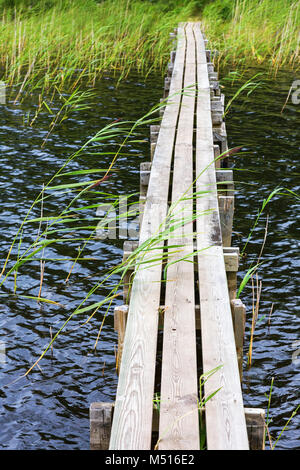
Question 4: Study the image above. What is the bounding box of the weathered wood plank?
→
[158,23,199,450]
[193,22,249,450]
[109,25,186,450]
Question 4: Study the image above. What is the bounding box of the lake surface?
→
[0,66,299,450]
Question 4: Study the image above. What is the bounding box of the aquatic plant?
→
[236,185,299,366]
[200,0,300,73]
[1,0,298,101]
[264,377,300,449]
[0,0,195,98]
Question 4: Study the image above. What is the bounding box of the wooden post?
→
[114,304,129,371]
[171,50,176,64]
[213,122,228,158]
[211,96,223,127]
[150,142,156,160]
[214,144,221,169]
[168,62,174,77]
[150,125,160,160]
[140,161,151,195]
[209,71,218,82]
[164,76,171,98]
[140,161,151,226]
[212,111,223,127]
[245,408,266,450]
[150,124,160,139]
[231,298,246,380]
[223,246,239,300]
[216,169,234,195]
[220,122,229,164]
[90,402,114,450]
[220,93,225,114]
[139,195,146,229]
[122,240,138,303]
[207,62,214,73]
[209,71,221,98]
[218,195,234,247]
[123,240,139,258]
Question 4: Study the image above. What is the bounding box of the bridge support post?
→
[245,408,266,450]
[218,195,234,247]
[90,402,114,450]
[164,76,171,98]
[223,246,239,298]
[122,240,138,303]
[140,161,151,226]
[150,125,160,160]
[214,144,221,168]
[114,304,129,371]
[231,298,246,380]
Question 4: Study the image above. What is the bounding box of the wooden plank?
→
[109,25,186,450]
[158,23,199,450]
[193,22,249,450]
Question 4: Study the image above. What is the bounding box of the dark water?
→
[0,67,299,450]
[224,66,300,450]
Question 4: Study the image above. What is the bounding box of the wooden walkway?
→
[90,22,265,451]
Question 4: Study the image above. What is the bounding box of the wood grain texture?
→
[109,25,186,450]
[193,22,249,450]
[110,21,249,451]
[158,23,199,450]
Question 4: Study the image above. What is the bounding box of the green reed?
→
[0,0,195,98]
[264,377,299,449]
[2,94,298,378]
[200,0,300,73]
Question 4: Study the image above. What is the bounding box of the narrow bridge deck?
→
[90,22,265,451]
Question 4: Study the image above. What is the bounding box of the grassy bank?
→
[0,0,194,95]
[0,0,299,98]
[199,0,299,73]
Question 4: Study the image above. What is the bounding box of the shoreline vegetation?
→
[0,0,299,99]
[200,0,299,74]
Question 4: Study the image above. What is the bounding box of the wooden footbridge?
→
[90,23,265,451]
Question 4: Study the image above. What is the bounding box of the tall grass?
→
[0,0,195,96]
[200,0,300,73]
[1,0,298,98]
